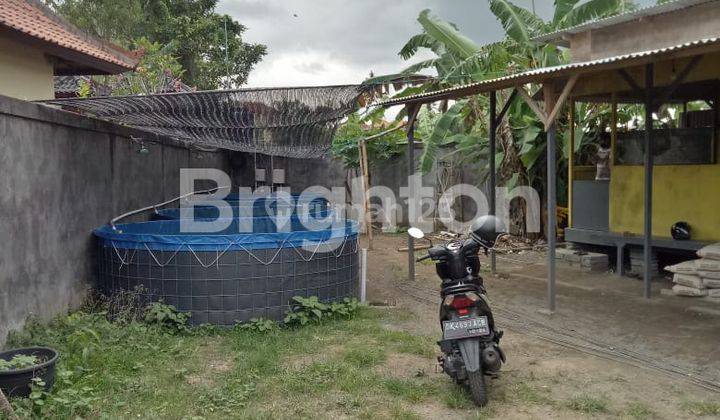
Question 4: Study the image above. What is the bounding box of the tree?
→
[331,110,404,169]
[366,1,637,235]
[48,0,266,90]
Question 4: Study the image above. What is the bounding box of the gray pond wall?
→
[0,95,231,344]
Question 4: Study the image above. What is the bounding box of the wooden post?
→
[568,99,574,229]
[0,388,17,420]
[357,137,367,234]
[406,104,419,282]
[359,138,373,249]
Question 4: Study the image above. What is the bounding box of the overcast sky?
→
[217,0,656,88]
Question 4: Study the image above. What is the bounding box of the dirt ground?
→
[363,233,720,419]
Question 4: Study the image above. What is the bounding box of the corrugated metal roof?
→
[533,0,714,45]
[377,36,720,107]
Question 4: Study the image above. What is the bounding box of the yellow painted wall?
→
[609,156,720,241]
[0,36,54,101]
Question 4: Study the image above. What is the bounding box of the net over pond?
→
[94,217,359,325]
[153,195,331,220]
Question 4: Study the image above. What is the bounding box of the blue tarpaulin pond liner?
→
[94,217,359,325]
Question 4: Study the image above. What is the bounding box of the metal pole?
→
[489,91,497,274]
[544,83,558,313]
[643,63,655,299]
[407,105,417,282]
[223,16,231,89]
[547,122,557,312]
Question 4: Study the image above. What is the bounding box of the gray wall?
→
[0,95,230,344]
[229,144,491,229]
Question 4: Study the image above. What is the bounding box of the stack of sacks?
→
[665,243,720,298]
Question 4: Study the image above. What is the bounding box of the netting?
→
[40,85,363,158]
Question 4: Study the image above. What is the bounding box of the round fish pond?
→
[94,217,358,325]
[152,195,330,220]
[151,202,330,220]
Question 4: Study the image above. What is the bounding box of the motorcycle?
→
[408,216,506,407]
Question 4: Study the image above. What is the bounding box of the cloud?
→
[245,49,367,87]
[218,0,654,88]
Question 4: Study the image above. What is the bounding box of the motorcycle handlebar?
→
[416,254,431,262]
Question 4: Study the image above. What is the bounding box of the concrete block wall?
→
[0,95,231,344]
[231,145,491,229]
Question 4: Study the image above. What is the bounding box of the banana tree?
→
[389,2,636,183]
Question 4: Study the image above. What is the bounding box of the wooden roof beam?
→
[516,74,579,129]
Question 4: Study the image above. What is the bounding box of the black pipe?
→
[489,91,497,273]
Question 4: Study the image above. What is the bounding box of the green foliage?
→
[419,100,472,172]
[236,318,278,333]
[489,0,546,45]
[331,112,404,168]
[284,296,360,327]
[3,300,420,418]
[107,37,185,95]
[372,1,641,219]
[0,354,40,371]
[76,80,93,98]
[143,302,191,333]
[566,394,610,414]
[197,382,256,413]
[682,400,720,416]
[48,0,266,90]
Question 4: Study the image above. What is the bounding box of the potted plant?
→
[0,347,59,398]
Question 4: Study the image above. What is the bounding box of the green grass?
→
[624,401,655,419]
[566,393,610,414]
[682,400,720,417]
[3,307,447,419]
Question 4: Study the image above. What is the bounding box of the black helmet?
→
[470,215,506,244]
[671,221,691,240]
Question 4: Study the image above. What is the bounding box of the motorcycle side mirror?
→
[407,227,425,239]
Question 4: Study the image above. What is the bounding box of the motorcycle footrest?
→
[437,339,454,353]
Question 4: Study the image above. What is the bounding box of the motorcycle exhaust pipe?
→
[482,346,502,373]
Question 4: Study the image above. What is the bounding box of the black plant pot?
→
[0,347,59,397]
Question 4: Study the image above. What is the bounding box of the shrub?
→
[143,302,191,333]
[236,318,278,333]
[284,296,360,327]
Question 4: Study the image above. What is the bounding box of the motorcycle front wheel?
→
[467,369,488,406]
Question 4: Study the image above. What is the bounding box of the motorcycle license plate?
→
[442,316,489,340]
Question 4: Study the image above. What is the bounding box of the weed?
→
[389,406,421,419]
[236,318,278,333]
[342,345,386,368]
[566,394,610,414]
[84,286,149,323]
[511,382,553,405]
[144,302,191,333]
[682,400,720,416]
[4,305,432,418]
[197,382,255,414]
[625,401,655,419]
[0,354,39,371]
[443,386,474,409]
[284,296,360,327]
[382,378,436,403]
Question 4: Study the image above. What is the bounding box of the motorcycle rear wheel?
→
[467,370,488,406]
